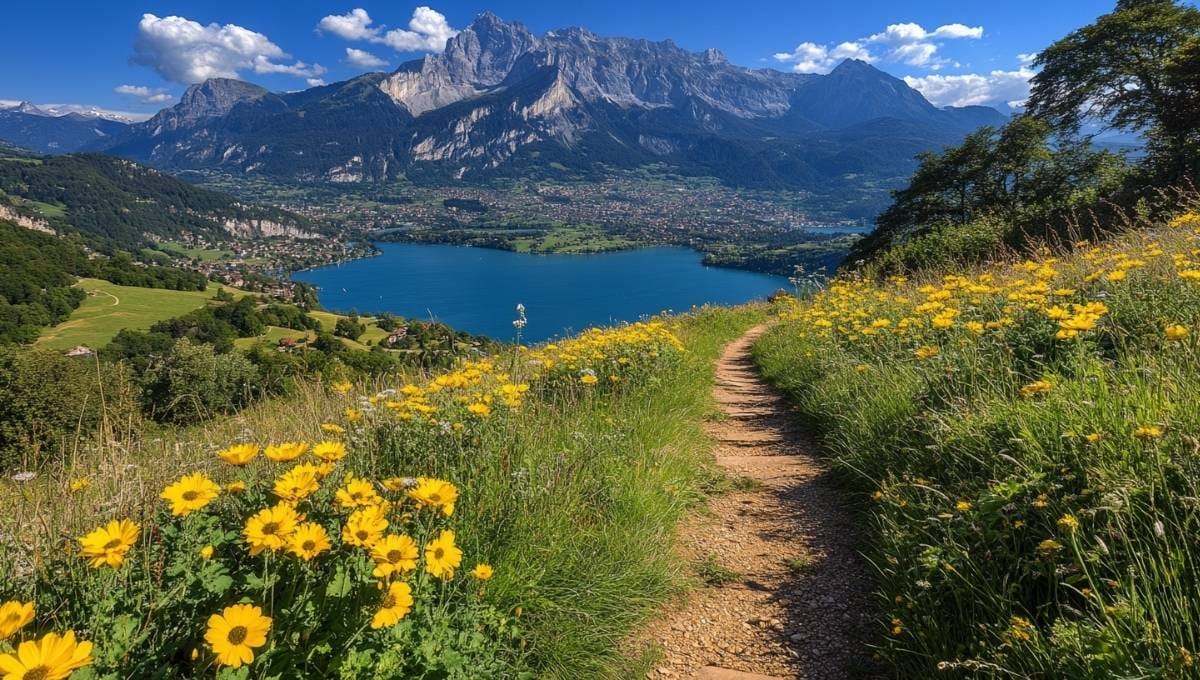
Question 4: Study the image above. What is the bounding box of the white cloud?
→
[133,13,325,84]
[114,84,174,104]
[306,78,327,87]
[345,47,387,69]
[317,7,458,54]
[776,20,983,73]
[318,8,377,41]
[1017,52,1038,65]
[903,67,1035,108]
[773,41,873,74]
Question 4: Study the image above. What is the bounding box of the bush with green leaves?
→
[141,338,261,424]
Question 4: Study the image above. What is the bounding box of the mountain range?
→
[93,13,1005,192]
[0,102,129,154]
[1,13,1007,196]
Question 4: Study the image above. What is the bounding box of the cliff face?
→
[0,204,56,235]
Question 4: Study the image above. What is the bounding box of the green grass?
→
[36,278,243,350]
[154,240,233,262]
[784,555,815,576]
[308,310,389,348]
[695,554,742,586]
[231,325,314,350]
[38,280,394,354]
[7,304,767,677]
[25,199,65,218]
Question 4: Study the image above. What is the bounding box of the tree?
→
[1159,36,1200,174]
[1028,0,1200,177]
[334,316,365,341]
[140,338,260,424]
[849,116,1125,269]
[0,348,138,470]
[375,313,400,332]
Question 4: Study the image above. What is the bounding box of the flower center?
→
[302,540,316,551]
[382,595,396,608]
[433,548,445,559]
[356,530,369,540]
[182,490,199,501]
[103,538,123,550]
[261,522,280,536]
[227,625,248,646]
[23,666,50,680]
[387,550,404,562]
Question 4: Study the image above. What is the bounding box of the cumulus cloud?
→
[772,42,874,74]
[345,47,387,69]
[317,8,377,41]
[114,84,174,104]
[903,67,1035,109]
[133,13,325,84]
[775,21,983,73]
[317,7,458,53]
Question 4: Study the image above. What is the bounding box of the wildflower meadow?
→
[0,314,761,679]
[755,210,1200,676]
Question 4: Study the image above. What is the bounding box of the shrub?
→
[141,338,261,424]
[0,348,138,472]
[334,316,365,341]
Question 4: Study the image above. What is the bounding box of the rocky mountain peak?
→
[703,48,728,65]
[13,101,47,116]
[829,58,877,75]
[179,79,270,118]
[442,12,540,86]
[136,78,271,136]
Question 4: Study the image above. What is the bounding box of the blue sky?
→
[0,1,1125,120]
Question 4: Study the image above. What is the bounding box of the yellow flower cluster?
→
[780,220,1200,355]
[327,321,683,432]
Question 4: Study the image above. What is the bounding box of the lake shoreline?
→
[370,226,862,278]
[292,242,790,342]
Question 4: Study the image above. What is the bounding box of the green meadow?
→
[36,279,242,350]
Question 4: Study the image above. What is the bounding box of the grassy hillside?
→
[36,278,243,350]
[38,281,397,353]
[0,305,766,678]
[753,210,1200,676]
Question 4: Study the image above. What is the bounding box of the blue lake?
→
[293,243,789,342]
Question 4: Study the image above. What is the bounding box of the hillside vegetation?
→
[749,3,1200,675]
[757,206,1200,675]
[0,307,765,678]
[849,0,1200,276]
[0,153,318,250]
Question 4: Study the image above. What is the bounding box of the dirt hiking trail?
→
[640,324,876,680]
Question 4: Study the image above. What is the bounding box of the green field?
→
[231,325,314,350]
[38,279,390,353]
[309,310,389,348]
[36,279,241,351]
[230,312,389,351]
[153,241,233,262]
